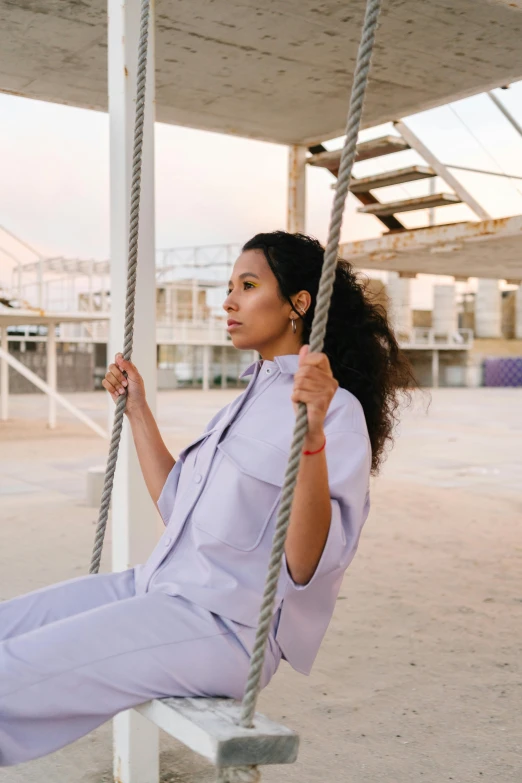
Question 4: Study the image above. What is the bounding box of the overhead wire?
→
[448,103,522,204]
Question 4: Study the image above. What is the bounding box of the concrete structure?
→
[475,279,502,339]
[2,1,522,145]
[386,273,412,338]
[340,216,522,281]
[287,146,307,234]
[433,285,458,336]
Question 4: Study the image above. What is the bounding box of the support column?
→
[221,345,227,389]
[202,344,210,391]
[475,279,501,338]
[287,145,307,234]
[0,328,8,421]
[46,322,57,429]
[428,176,436,227]
[192,279,198,322]
[432,349,439,388]
[433,284,457,336]
[515,285,522,340]
[38,258,44,309]
[165,284,172,322]
[387,273,412,338]
[192,345,197,386]
[108,0,159,781]
[88,261,94,311]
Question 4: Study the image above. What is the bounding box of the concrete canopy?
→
[1,0,522,145]
[340,216,522,281]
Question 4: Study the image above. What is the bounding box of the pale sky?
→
[1,81,522,309]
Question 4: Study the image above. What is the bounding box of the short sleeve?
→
[282,426,371,591]
[157,460,183,524]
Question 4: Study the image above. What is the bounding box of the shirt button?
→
[194,473,202,484]
[164,537,172,547]
[266,368,271,374]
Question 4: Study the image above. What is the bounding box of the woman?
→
[0,231,412,766]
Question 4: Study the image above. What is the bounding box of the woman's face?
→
[223,249,309,359]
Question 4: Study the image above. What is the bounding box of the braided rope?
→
[239,0,382,728]
[89,0,151,575]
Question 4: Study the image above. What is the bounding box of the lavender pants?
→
[0,569,281,766]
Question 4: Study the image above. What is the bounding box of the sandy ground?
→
[0,387,521,783]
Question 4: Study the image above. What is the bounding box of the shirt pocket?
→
[178,427,218,463]
[191,433,288,551]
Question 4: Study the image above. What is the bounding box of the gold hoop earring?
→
[291,318,297,335]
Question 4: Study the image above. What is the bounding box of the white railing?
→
[399,328,473,349]
[58,318,230,346]
[0,346,108,437]
[9,320,475,351]
[156,319,229,345]
[58,320,110,342]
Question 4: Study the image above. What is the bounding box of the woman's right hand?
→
[102,353,147,416]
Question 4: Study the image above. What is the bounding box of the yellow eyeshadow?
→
[247,281,260,287]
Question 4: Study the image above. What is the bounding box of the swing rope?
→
[239,0,382,732]
[89,0,381,779]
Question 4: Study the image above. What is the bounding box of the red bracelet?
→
[303,436,326,456]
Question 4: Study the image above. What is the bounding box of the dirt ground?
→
[0,387,521,783]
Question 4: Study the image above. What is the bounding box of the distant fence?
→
[483,357,522,387]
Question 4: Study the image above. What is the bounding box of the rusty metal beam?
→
[341,215,522,279]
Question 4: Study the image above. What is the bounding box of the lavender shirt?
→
[134,354,371,675]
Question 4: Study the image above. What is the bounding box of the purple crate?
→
[483,357,522,387]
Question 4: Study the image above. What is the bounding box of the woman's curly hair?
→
[243,231,416,474]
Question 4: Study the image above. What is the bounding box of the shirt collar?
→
[239,353,300,379]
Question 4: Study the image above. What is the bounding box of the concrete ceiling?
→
[341,216,522,281]
[1,0,522,144]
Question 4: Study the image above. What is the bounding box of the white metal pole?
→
[192,345,197,386]
[192,278,198,322]
[202,343,210,391]
[88,260,94,311]
[395,120,491,221]
[0,328,8,421]
[428,177,436,227]
[165,284,172,322]
[221,345,227,389]
[108,0,159,780]
[487,92,522,139]
[287,145,307,233]
[38,258,44,309]
[46,321,57,429]
[516,285,522,340]
[432,349,440,388]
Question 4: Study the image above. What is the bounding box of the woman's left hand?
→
[291,345,339,444]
